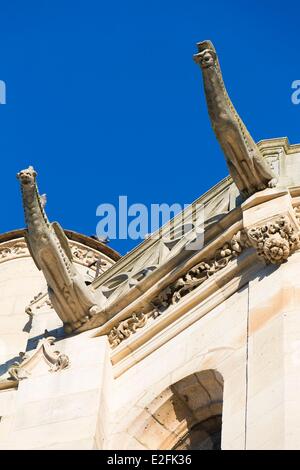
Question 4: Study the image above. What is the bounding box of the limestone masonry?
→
[0,41,300,449]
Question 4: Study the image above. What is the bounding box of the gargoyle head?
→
[193,40,217,68]
[17,166,37,185]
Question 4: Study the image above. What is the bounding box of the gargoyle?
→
[17,166,105,333]
[194,40,277,198]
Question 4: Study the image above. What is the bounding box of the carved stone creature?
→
[194,41,277,199]
[17,166,105,333]
[4,337,70,385]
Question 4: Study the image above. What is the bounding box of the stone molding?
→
[108,312,149,348]
[84,141,300,336]
[257,137,300,156]
[0,239,28,263]
[111,250,259,377]
[108,231,247,348]
[104,189,300,361]
[108,215,299,350]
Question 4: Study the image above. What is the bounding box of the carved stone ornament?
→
[17,166,107,333]
[194,40,277,199]
[294,205,300,225]
[0,337,70,390]
[108,312,148,348]
[9,337,70,379]
[108,232,247,348]
[70,244,113,272]
[108,213,300,348]
[0,236,110,273]
[0,240,28,261]
[245,216,300,265]
[25,291,52,316]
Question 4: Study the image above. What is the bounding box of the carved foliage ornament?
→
[0,237,110,273]
[108,217,300,348]
[108,312,148,348]
[0,241,28,260]
[108,232,246,348]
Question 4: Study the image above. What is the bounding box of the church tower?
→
[0,42,300,450]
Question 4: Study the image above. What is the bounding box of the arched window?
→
[126,369,224,450]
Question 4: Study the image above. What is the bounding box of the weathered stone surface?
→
[1,40,300,450]
[194,40,277,198]
[17,166,107,333]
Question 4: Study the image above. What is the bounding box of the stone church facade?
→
[0,41,300,450]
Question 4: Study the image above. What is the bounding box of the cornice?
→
[91,175,235,291]
[111,250,262,377]
[257,137,300,156]
[88,188,300,377]
[1,138,299,348]
[77,212,243,335]
[80,188,300,338]
[92,217,244,333]
[89,138,300,300]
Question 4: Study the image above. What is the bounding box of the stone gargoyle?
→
[17,166,106,333]
[194,40,278,199]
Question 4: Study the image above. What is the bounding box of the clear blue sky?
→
[0,0,299,254]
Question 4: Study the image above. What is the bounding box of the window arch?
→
[126,369,224,450]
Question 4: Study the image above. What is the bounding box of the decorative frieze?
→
[154,231,246,309]
[108,211,300,348]
[108,232,247,348]
[70,244,113,272]
[0,240,28,261]
[0,237,112,273]
[108,312,149,348]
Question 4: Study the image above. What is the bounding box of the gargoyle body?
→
[194,41,277,199]
[17,166,104,333]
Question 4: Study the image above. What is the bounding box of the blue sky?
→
[0,0,299,254]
